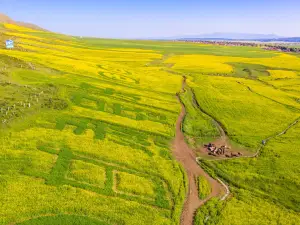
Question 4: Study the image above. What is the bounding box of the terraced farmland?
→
[0,23,300,225]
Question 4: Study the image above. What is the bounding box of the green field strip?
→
[197,176,211,200]
[154,179,170,208]
[22,170,49,181]
[169,163,188,222]
[55,115,171,140]
[46,147,72,185]
[104,167,114,194]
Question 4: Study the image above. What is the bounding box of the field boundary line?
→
[237,81,300,112]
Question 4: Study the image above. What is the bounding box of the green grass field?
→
[0,23,300,225]
[197,176,211,200]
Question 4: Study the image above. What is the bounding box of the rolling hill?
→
[0,13,46,31]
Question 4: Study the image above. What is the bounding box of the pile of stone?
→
[204,143,243,157]
[204,143,228,156]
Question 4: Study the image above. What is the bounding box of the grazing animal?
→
[231,152,239,157]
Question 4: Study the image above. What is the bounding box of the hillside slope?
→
[0,13,46,31]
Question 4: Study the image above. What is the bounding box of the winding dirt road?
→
[173,91,223,225]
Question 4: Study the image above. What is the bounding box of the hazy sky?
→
[1,0,300,38]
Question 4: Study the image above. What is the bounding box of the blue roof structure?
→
[6,40,14,49]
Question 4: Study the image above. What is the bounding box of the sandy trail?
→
[173,93,223,225]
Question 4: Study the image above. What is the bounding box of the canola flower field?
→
[0,23,300,225]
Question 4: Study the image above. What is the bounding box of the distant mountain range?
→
[0,13,46,31]
[256,37,300,42]
[154,33,300,42]
[177,32,282,40]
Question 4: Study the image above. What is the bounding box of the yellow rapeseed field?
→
[1,21,300,225]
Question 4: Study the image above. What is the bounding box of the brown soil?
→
[196,137,254,160]
[0,13,14,23]
[173,96,223,225]
[0,13,46,31]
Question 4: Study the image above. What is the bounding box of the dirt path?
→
[173,77,224,225]
[173,97,223,225]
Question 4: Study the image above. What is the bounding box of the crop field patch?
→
[67,160,107,187]
[114,171,157,199]
[228,62,271,78]
[197,176,211,200]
